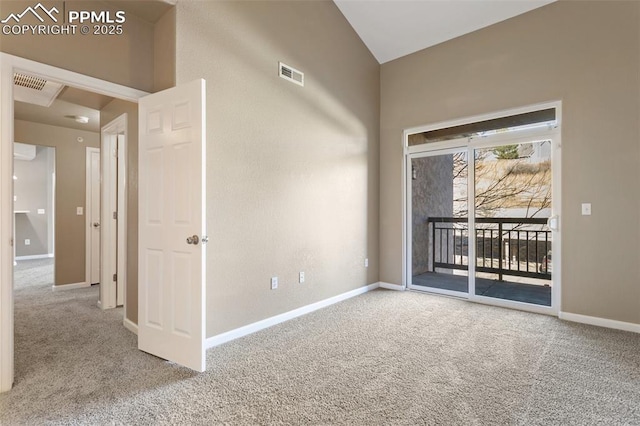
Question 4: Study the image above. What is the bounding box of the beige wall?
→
[380,1,640,324]
[100,99,139,323]
[154,7,176,92]
[0,0,154,92]
[175,0,380,337]
[14,120,100,286]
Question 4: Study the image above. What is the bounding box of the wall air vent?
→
[279,62,304,87]
[13,72,64,107]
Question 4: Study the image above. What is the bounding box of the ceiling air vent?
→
[14,73,47,91]
[279,62,304,87]
[13,72,64,107]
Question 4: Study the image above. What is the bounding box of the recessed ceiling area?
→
[15,98,102,132]
[14,81,115,133]
[333,0,556,63]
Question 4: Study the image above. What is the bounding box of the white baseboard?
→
[559,311,640,334]
[15,253,54,261]
[123,318,138,335]
[206,282,380,349]
[379,281,405,291]
[51,282,89,292]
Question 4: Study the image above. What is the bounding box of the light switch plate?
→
[76,207,83,215]
[38,209,45,215]
[581,203,591,216]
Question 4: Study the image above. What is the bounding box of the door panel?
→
[138,79,206,372]
[409,151,469,295]
[472,140,552,306]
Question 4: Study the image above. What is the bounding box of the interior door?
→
[88,148,100,284]
[138,79,207,372]
[116,134,125,306]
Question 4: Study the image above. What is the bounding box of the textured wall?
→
[175,0,380,337]
[14,146,54,257]
[14,120,100,286]
[153,7,176,92]
[100,99,139,323]
[380,1,640,324]
[411,155,454,275]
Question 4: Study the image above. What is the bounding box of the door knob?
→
[93,222,100,228]
[186,235,200,245]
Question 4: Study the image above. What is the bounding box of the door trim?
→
[0,53,147,393]
[402,101,562,316]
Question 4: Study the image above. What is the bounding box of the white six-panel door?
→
[138,79,206,372]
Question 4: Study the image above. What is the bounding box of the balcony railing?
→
[427,217,551,281]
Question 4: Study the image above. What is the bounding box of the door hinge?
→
[113,211,117,220]
[113,273,117,282]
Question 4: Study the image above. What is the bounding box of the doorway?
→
[13,144,55,290]
[1,53,208,393]
[405,103,561,315]
[0,53,146,392]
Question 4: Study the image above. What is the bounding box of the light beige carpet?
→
[1,280,639,425]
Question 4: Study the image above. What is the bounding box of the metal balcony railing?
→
[427,217,551,281]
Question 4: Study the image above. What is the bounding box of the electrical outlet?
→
[364,258,369,268]
[299,272,305,283]
[271,277,278,290]
[24,239,30,246]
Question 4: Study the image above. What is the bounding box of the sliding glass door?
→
[405,103,561,314]
[472,140,553,306]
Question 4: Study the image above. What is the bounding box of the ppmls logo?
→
[1,2,58,24]
[2,2,125,36]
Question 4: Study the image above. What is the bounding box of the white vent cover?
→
[13,72,64,107]
[279,62,304,87]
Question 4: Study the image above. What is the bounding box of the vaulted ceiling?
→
[333,0,556,63]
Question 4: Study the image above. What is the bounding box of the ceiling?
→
[333,0,555,64]
[13,1,556,131]
[14,92,105,133]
